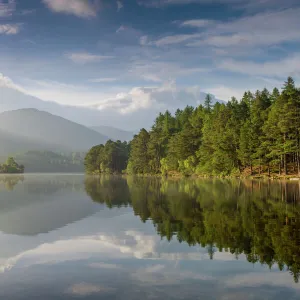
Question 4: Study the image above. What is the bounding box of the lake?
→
[0,175,299,300]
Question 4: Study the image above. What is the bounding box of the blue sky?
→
[1,0,300,124]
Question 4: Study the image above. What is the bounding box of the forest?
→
[85,176,300,283]
[0,157,24,174]
[14,151,85,173]
[85,77,300,177]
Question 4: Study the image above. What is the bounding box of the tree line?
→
[85,77,300,176]
[85,176,300,283]
[15,151,85,173]
[84,140,129,174]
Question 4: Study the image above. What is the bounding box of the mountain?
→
[91,126,135,142]
[14,151,85,173]
[0,109,109,156]
[0,129,56,156]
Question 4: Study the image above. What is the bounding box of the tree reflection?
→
[0,175,24,191]
[85,177,300,283]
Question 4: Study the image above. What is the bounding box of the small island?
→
[0,157,25,174]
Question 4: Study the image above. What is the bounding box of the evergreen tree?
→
[128,129,150,174]
[204,94,212,112]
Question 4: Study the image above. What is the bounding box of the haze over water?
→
[0,175,299,300]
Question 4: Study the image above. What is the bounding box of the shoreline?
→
[85,172,300,181]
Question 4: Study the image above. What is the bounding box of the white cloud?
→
[203,85,246,101]
[117,1,123,11]
[115,25,138,34]
[66,283,115,296]
[89,262,121,269]
[202,8,300,48]
[154,33,202,46]
[180,19,217,28]
[144,264,166,273]
[219,54,300,77]
[129,61,208,82]
[0,23,20,34]
[138,0,238,7]
[116,25,125,33]
[87,87,154,114]
[89,78,117,83]
[43,0,98,18]
[0,0,16,17]
[138,0,298,9]
[157,8,300,49]
[66,52,114,64]
[132,263,214,286]
[140,35,149,46]
[225,272,300,291]
[239,0,300,11]
[183,7,300,50]
[255,76,285,86]
[23,79,117,105]
[0,73,25,91]
[86,81,220,114]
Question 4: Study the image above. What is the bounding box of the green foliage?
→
[0,156,24,173]
[84,140,129,174]
[127,129,151,174]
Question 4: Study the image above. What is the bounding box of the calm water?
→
[0,175,299,300]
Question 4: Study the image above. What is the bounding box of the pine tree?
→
[204,94,212,112]
[128,129,150,174]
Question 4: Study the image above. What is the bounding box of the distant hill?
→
[0,109,109,155]
[0,128,59,156]
[14,151,85,173]
[91,126,135,142]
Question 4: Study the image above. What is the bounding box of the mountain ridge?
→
[0,84,225,131]
[0,108,109,156]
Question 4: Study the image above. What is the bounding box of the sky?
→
[0,0,300,128]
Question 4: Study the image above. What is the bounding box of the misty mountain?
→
[0,85,225,130]
[0,109,108,155]
[0,129,58,156]
[0,86,111,127]
[14,151,85,173]
[91,126,135,142]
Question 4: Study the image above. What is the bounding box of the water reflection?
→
[85,176,300,283]
[0,175,24,191]
[0,175,299,300]
[0,174,102,235]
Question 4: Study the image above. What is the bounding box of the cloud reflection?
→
[65,283,115,296]
[0,229,239,275]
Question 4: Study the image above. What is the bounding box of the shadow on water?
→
[85,176,300,283]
